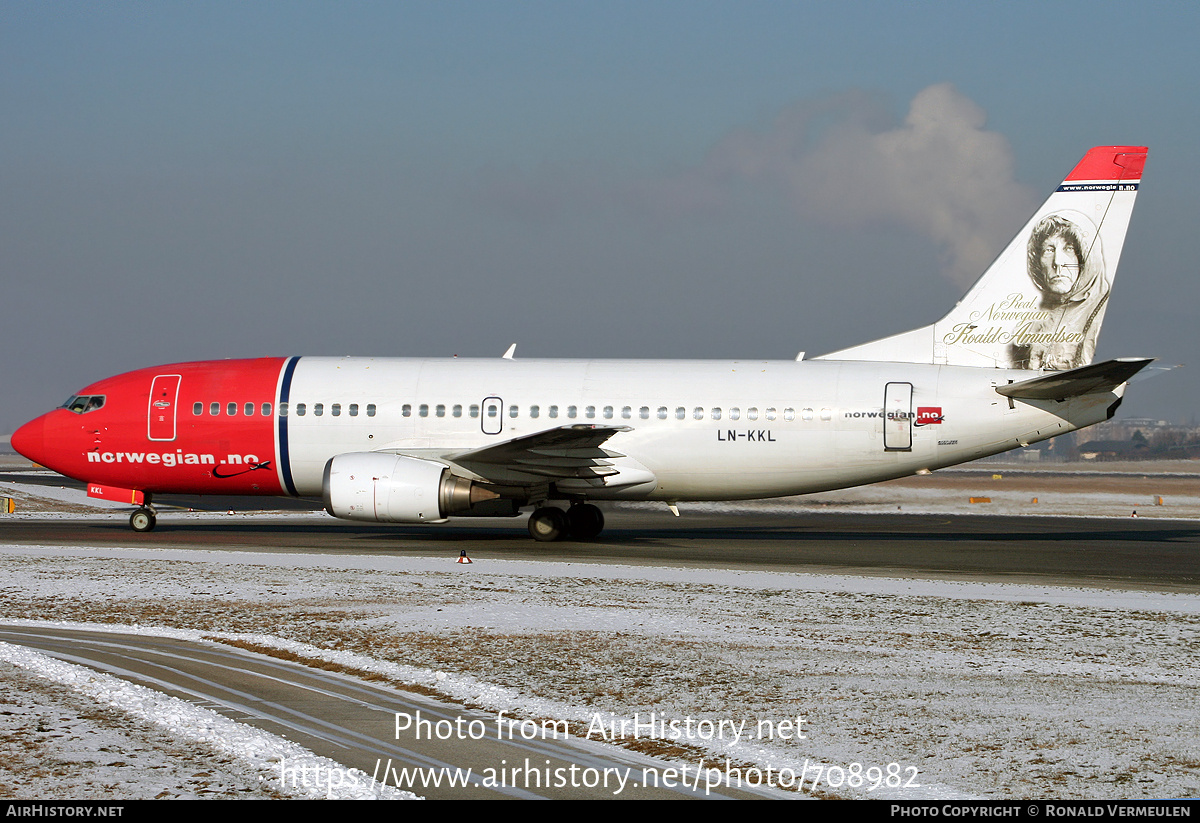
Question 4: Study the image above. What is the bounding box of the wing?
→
[446,424,635,485]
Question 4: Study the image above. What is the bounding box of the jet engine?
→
[322,453,513,522]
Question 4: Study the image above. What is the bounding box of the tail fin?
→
[817,146,1147,370]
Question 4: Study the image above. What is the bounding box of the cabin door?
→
[148,374,181,441]
[883,382,913,451]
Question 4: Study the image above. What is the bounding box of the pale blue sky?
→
[3,1,1198,431]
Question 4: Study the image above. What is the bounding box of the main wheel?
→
[129,508,156,532]
[527,506,567,542]
[565,503,604,539]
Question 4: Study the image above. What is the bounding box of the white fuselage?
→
[279,356,1116,500]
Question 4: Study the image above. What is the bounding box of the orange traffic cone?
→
[456,550,472,564]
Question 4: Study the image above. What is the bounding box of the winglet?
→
[502,343,516,360]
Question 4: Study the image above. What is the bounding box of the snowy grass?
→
[0,642,415,800]
[2,542,1198,799]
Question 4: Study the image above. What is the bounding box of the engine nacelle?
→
[322,453,505,523]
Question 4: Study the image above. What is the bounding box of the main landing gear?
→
[129,507,157,532]
[527,503,605,542]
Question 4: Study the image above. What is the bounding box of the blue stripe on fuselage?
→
[278,356,300,497]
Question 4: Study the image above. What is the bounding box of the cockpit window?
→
[62,395,106,414]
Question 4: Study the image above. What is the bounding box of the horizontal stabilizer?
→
[995,358,1154,401]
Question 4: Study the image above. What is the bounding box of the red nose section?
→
[11,411,81,477]
[10,414,47,466]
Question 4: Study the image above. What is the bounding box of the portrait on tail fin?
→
[1010,210,1110,370]
[815,146,1146,371]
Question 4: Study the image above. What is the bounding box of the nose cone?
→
[12,412,83,477]
[11,414,47,465]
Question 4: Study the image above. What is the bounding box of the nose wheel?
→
[129,507,157,532]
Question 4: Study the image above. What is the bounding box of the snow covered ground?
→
[1,538,1198,800]
[0,645,414,800]
[0,465,1198,800]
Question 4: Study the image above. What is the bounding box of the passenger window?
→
[314,403,324,417]
[261,403,272,416]
[350,403,359,417]
[279,403,289,417]
[295,403,306,416]
[603,406,613,419]
[419,404,429,417]
[693,407,704,420]
[210,402,220,416]
[530,405,540,418]
[549,405,558,418]
[765,407,777,421]
[331,403,341,417]
[567,405,577,419]
[747,407,759,421]
[436,404,446,417]
[470,404,479,418]
[784,408,795,421]
[245,402,255,416]
[366,404,376,417]
[658,407,668,420]
[676,407,686,420]
[509,405,518,418]
[227,402,238,416]
[711,408,721,420]
[193,402,203,416]
[402,404,411,417]
[802,408,814,421]
[729,407,740,421]
[639,406,649,419]
[820,408,831,421]
[453,404,462,418]
[585,406,596,419]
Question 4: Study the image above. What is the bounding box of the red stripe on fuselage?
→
[26,358,288,496]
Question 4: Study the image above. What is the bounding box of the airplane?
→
[12,145,1152,541]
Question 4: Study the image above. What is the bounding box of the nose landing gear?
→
[129,507,157,532]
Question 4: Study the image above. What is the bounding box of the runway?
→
[4,457,1198,590]
[3,507,1198,591]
